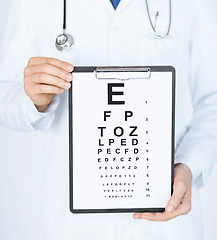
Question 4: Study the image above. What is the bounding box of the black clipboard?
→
[69,66,175,214]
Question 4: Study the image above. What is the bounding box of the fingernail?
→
[133,215,140,219]
[66,64,73,71]
[66,73,73,80]
[64,82,71,89]
[166,205,174,213]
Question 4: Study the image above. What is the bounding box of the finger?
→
[34,84,64,95]
[28,57,74,72]
[26,64,73,82]
[134,212,171,221]
[133,209,180,221]
[32,73,71,90]
[133,205,190,221]
[133,191,191,221]
[165,182,187,213]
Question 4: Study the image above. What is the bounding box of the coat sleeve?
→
[175,3,217,186]
[0,0,59,132]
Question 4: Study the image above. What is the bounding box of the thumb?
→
[165,182,187,213]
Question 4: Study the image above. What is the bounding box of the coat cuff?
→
[175,155,202,183]
[22,90,60,131]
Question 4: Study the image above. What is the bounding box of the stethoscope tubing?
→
[145,0,172,38]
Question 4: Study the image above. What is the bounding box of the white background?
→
[0,0,217,239]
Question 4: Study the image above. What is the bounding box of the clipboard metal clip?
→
[95,67,151,81]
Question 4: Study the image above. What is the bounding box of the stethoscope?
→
[55,0,74,52]
[55,0,172,52]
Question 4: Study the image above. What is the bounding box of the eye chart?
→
[69,66,175,213]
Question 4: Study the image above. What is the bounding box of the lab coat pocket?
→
[138,34,181,66]
[138,15,184,66]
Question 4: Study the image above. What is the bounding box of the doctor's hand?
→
[24,57,74,112]
[133,163,192,221]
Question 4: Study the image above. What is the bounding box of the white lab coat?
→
[0,0,217,239]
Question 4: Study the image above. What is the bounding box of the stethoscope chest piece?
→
[55,33,74,52]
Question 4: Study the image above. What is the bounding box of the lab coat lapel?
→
[95,0,114,12]
[115,0,135,13]
[96,0,135,13]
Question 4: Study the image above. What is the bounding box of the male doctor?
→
[0,0,217,239]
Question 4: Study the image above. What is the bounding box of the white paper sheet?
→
[70,70,174,212]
